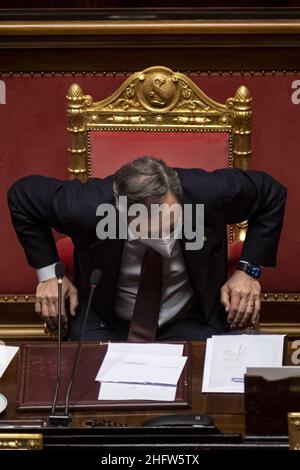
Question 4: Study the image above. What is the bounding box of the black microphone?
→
[47,262,65,425]
[61,269,102,425]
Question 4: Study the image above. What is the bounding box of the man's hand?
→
[220,270,261,329]
[35,276,78,331]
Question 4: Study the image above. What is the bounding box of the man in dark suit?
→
[7,156,287,341]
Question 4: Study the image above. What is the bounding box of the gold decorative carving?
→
[289,413,300,450]
[227,85,252,241]
[106,115,146,124]
[139,72,179,111]
[96,67,228,117]
[66,83,90,180]
[235,220,249,242]
[0,433,43,450]
[174,116,211,124]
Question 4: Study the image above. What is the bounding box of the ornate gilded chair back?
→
[67,66,252,241]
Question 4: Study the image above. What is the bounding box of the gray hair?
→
[113,156,183,208]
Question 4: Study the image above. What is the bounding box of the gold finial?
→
[234,85,251,104]
[67,83,83,100]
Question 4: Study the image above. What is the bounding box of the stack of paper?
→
[202,335,285,393]
[96,343,187,401]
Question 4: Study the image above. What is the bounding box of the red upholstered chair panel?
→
[89,130,229,178]
[228,241,244,278]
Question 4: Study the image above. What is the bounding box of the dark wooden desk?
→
[0,340,258,433]
[0,340,294,451]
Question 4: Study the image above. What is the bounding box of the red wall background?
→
[0,72,298,293]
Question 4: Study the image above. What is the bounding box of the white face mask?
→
[127,202,183,258]
[128,214,183,258]
[139,236,177,258]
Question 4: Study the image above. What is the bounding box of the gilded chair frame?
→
[66,66,252,243]
[65,69,300,335]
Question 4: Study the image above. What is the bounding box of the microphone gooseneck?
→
[48,267,102,426]
[48,262,65,421]
[63,269,102,420]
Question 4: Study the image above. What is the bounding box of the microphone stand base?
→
[47,414,71,427]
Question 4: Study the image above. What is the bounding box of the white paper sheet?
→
[98,382,177,401]
[0,345,19,378]
[96,342,185,383]
[106,342,184,356]
[97,352,187,386]
[202,335,285,393]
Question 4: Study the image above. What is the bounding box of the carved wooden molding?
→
[0,294,299,340]
[0,324,46,340]
[2,20,300,36]
[260,324,300,335]
[0,320,298,340]
[1,293,300,302]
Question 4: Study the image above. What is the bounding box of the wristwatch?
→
[237,260,262,280]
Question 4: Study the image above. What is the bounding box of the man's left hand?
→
[220,270,261,329]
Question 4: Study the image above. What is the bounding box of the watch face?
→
[248,265,261,278]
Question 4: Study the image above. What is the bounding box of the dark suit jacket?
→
[7,168,287,333]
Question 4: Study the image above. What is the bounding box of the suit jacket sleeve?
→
[220,169,287,267]
[7,175,103,269]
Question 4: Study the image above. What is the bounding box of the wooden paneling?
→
[1,19,300,72]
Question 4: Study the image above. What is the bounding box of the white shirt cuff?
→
[36,263,57,282]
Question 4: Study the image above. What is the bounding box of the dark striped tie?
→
[127,248,163,342]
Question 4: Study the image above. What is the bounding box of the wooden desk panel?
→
[0,341,245,433]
